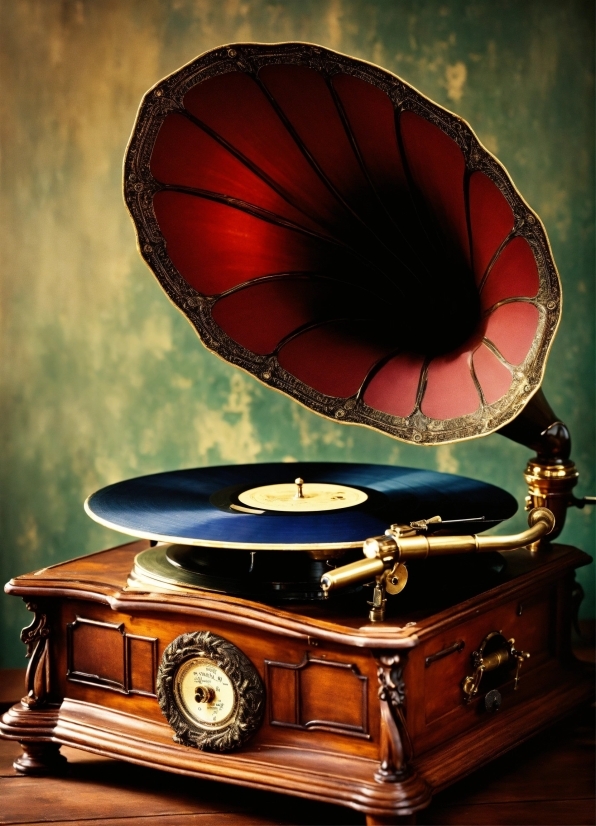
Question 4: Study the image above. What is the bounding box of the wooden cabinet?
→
[1,540,592,825]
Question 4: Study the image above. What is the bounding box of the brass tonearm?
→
[320,507,556,622]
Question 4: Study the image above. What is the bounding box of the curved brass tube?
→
[321,507,555,594]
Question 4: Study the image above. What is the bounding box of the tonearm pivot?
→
[320,507,556,622]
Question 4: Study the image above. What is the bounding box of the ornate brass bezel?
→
[124,42,561,446]
[157,631,265,752]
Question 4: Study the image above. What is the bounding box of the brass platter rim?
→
[129,548,219,592]
[128,547,332,599]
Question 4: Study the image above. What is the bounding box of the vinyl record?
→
[85,463,517,552]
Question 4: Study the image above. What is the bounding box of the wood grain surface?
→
[1,627,593,825]
[0,695,593,825]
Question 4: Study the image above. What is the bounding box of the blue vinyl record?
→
[85,463,517,552]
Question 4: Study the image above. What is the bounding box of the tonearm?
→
[321,507,556,622]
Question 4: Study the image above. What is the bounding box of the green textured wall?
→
[1,0,594,668]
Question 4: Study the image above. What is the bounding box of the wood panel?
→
[266,654,369,737]
[406,581,564,755]
[53,597,383,759]
[65,615,158,696]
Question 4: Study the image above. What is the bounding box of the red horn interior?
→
[126,44,559,444]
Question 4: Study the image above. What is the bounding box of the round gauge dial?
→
[157,631,265,752]
[175,657,236,728]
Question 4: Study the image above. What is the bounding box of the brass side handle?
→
[462,632,530,704]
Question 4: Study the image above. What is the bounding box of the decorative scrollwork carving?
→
[157,631,265,752]
[375,652,412,782]
[20,601,51,708]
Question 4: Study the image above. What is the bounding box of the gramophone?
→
[1,43,593,826]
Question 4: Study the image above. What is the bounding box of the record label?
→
[238,480,368,513]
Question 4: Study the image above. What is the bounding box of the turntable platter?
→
[85,463,517,552]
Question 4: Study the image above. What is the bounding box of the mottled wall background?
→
[1,0,594,667]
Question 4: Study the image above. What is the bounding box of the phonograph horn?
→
[124,43,590,537]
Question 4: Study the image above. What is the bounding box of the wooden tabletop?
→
[1,669,593,826]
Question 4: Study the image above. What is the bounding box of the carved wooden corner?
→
[21,601,52,708]
[370,652,430,824]
[0,601,67,775]
[375,653,413,783]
